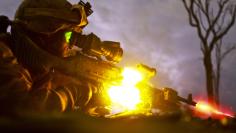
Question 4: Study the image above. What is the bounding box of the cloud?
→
[0,0,21,19]
[1,0,236,110]
[82,0,236,109]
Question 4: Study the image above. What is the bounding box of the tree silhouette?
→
[182,0,236,105]
[214,40,235,104]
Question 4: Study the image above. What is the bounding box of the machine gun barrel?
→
[177,94,196,106]
[151,87,197,111]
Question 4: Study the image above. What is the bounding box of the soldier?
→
[0,0,98,116]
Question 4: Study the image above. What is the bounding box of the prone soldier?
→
[0,0,122,116]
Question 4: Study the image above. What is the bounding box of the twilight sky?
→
[0,0,236,110]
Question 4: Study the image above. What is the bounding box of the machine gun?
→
[59,6,197,113]
[133,64,197,113]
[150,87,196,112]
[65,32,197,114]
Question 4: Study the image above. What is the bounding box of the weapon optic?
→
[63,31,198,116]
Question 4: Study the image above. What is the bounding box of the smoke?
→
[81,0,204,91]
[80,0,236,110]
[1,0,236,110]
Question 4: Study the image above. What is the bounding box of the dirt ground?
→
[0,112,235,133]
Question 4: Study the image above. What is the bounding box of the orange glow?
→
[107,67,142,113]
[194,101,234,119]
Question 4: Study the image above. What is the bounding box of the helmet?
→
[14,0,90,35]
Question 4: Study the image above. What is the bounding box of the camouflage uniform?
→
[0,31,32,115]
[0,0,93,115]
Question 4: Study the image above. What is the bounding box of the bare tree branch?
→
[221,44,236,59]
[188,0,207,46]
[183,0,198,27]
[198,7,208,31]
[206,0,227,46]
[182,0,236,104]
[210,3,236,50]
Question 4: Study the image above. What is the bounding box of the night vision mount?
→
[79,0,93,16]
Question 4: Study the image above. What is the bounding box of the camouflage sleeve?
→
[0,41,32,91]
[25,70,93,113]
[0,39,93,114]
[0,41,32,115]
[0,41,70,114]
